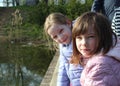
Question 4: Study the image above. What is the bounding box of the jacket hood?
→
[107,38,120,61]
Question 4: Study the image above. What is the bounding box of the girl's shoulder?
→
[82,55,120,86]
[88,55,120,66]
[84,55,120,77]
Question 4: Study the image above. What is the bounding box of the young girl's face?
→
[75,26,97,58]
[47,23,72,44]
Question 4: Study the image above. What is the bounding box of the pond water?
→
[0,41,55,86]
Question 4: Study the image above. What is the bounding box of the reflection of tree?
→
[0,37,54,85]
[0,64,42,86]
[9,9,23,86]
[0,7,55,85]
[0,40,54,85]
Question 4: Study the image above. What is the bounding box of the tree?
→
[3,0,9,7]
[15,0,19,6]
[12,0,15,6]
[44,0,48,3]
[36,0,39,4]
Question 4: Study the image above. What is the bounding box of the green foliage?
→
[22,23,41,40]
[48,4,67,14]
[28,1,49,25]
[16,0,93,26]
[18,45,54,75]
[5,0,93,43]
[65,0,93,19]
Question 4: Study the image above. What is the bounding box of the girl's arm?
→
[57,59,70,86]
[81,56,119,86]
[57,45,70,86]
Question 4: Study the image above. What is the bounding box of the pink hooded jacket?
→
[80,38,120,86]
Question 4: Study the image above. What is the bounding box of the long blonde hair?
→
[44,12,70,33]
[44,12,71,50]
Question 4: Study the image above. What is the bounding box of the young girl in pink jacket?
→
[71,12,120,86]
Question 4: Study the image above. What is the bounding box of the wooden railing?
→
[40,50,59,86]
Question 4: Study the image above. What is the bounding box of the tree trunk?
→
[12,0,15,6]
[15,0,19,6]
[44,0,48,3]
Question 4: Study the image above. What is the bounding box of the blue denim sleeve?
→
[91,0,104,13]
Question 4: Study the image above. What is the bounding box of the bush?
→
[5,0,93,43]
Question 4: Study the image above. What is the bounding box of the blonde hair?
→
[44,13,71,50]
[44,12,69,34]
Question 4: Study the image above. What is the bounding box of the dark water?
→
[0,41,55,86]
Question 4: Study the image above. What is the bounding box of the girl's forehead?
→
[48,24,59,32]
[49,24,61,30]
[51,23,61,27]
[48,24,63,33]
[81,25,95,34]
[50,23,67,30]
[87,26,95,33]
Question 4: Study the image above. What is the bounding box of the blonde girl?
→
[44,12,83,86]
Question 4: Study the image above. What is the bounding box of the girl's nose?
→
[81,38,87,45]
[58,34,64,42]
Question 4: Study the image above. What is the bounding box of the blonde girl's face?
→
[47,23,72,44]
[75,26,97,58]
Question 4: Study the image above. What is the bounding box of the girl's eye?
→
[88,35,95,38]
[76,36,82,40]
[59,29,63,34]
[53,35,57,39]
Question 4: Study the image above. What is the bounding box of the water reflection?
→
[0,63,42,86]
[0,42,55,86]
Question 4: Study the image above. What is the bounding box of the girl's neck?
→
[81,57,90,67]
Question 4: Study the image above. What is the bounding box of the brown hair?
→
[71,12,117,65]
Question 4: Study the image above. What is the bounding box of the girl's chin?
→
[82,54,91,58]
[66,39,71,44]
[64,41,70,45]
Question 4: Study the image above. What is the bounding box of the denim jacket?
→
[91,0,120,23]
